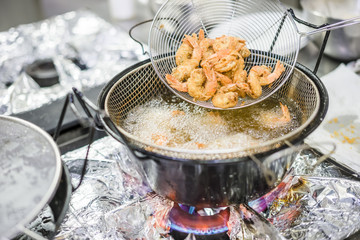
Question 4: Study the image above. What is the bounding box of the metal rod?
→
[72,122,95,192]
[72,87,94,120]
[269,12,287,53]
[53,93,71,141]
[314,30,331,74]
[72,87,103,130]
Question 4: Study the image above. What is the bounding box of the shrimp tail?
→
[166,74,188,92]
[260,61,285,86]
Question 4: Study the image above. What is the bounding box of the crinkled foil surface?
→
[0,11,145,115]
[41,136,360,240]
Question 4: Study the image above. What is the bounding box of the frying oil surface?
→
[122,95,299,150]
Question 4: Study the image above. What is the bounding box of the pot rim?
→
[0,115,63,238]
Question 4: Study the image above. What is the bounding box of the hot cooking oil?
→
[121,95,300,150]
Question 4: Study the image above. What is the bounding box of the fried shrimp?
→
[168,30,286,108]
[242,60,285,98]
[175,38,193,66]
[248,61,286,87]
[202,50,242,73]
[187,68,218,101]
[213,51,242,73]
[233,68,247,98]
[212,84,239,108]
[215,72,233,86]
[198,29,215,60]
[259,61,286,86]
[201,49,231,68]
[165,73,188,92]
[259,102,291,128]
[245,67,263,99]
[166,33,203,92]
[213,35,246,52]
[239,46,251,58]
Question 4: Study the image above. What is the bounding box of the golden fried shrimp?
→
[260,102,291,128]
[175,38,193,66]
[213,35,246,52]
[233,68,247,84]
[165,73,188,92]
[201,49,231,68]
[171,61,197,81]
[200,38,215,61]
[215,72,233,86]
[187,68,218,101]
[233,68,247,98]
[166,59,200,92]
[212,84,239,108]
[184,34,202,64]
[166,34,203,91]
[169,30,286,108]
[244,67,263,99]
[259,61,285,86]
[242,61,285,99]
[246,61,285,89]
[197,28,215,60]
[198,29,205,41]
[213,51,242,73]
[239,46,251,58]
[221,58,243,80]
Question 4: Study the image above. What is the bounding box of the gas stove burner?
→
[168,204,230,239]
[25,59,59,87]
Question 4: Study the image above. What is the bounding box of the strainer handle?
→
[303,16,360,37]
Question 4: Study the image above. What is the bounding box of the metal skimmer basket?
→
[148,0,299,109]
[147,0,359,110]
[101,57,327,161]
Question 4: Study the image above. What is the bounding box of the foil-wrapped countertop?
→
[0,10,145,115]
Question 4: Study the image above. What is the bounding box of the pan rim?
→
[0,115,62,239]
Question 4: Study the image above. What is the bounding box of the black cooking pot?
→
[96,58,328,208]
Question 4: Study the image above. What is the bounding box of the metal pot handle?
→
[129,19,153,56]
[129,17,180,56]
[251,141,336,186]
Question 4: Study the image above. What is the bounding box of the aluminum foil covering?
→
[55,136,360,239]
[0,10,145,115]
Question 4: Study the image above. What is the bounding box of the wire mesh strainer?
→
[100,57,327,160]
[92,57,329,206]
[148,0,360,110]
